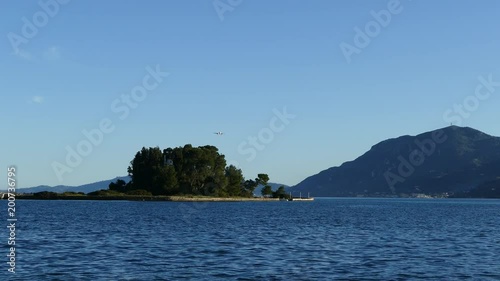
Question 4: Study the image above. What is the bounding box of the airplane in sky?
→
[214,132,224,135]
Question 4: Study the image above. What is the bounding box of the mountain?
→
[455,179,500,198]
[291,126,500,197]
[14,176,131,194]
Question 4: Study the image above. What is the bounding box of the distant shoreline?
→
[6,194,498,201]
[12,194,282,202]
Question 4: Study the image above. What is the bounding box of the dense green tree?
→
[261,185,273,197]
[88,189,124,196]
[225,165,244,196]
[273,185,287,198]
[109,179,128,193]
[151,165,178,195]
[256,174,270,186]
[242,179,258,197]
[127,147,164,192]
[163,165,179,194]
[123,144,269,197]
[174,145,227,195]
[126,189,153,196]
[33,191,58,199]
[256,173,272,197]
[199,145,227,196]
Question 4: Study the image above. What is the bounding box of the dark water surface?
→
[2,198,499,280]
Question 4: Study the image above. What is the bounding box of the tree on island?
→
[225,165,245,196]
[109,179,128,193]
[261,185,273,197]
[272,185,288,199]
[109,145,270,197]
[257,173,274,197]
[242,179,259,197]
[256,173,269,186]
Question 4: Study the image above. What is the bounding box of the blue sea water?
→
[1,198,499,280]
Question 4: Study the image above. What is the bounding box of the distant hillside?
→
[15,176,131,194]
[454,179,500,198]
[291,126,500,197]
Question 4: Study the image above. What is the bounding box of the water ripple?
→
[1,198,499,280]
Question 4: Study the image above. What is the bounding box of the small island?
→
[16,145,295,202]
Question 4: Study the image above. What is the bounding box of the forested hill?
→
[14,176,130,194]
[290,126,500,197]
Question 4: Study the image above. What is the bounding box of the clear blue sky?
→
[1,0,500,188]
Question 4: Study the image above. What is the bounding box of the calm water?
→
[2,198,499,280]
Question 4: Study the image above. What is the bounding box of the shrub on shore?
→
[87,189,125,197]
[33,191,59,199]
[125,189,152,196]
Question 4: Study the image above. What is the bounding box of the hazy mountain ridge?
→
[12,176,131,194]
[291,126,500,197]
